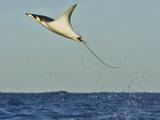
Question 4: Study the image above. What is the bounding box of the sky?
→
[0,0,160,93]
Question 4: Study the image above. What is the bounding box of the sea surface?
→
[0,92,160,120]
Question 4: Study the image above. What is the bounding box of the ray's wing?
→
[47,4,80,40]
[58,4,77,24]
[55,4,78,33]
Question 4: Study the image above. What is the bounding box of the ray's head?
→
[25,13,54,28]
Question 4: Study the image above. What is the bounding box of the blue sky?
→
[0,0,160,92]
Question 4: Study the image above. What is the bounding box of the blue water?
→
[0,92,160,120]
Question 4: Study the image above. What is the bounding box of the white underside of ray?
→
[47,4,80,41]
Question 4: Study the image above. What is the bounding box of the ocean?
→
[0,92,159,120]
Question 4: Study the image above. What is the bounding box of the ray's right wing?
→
[48,4,80,40]
[58,4,77,24]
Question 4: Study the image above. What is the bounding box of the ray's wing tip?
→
[73,4,78,8]
[25,12,32,16]
[25,13,29,16]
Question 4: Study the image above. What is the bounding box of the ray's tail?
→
[79,39,120,69]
